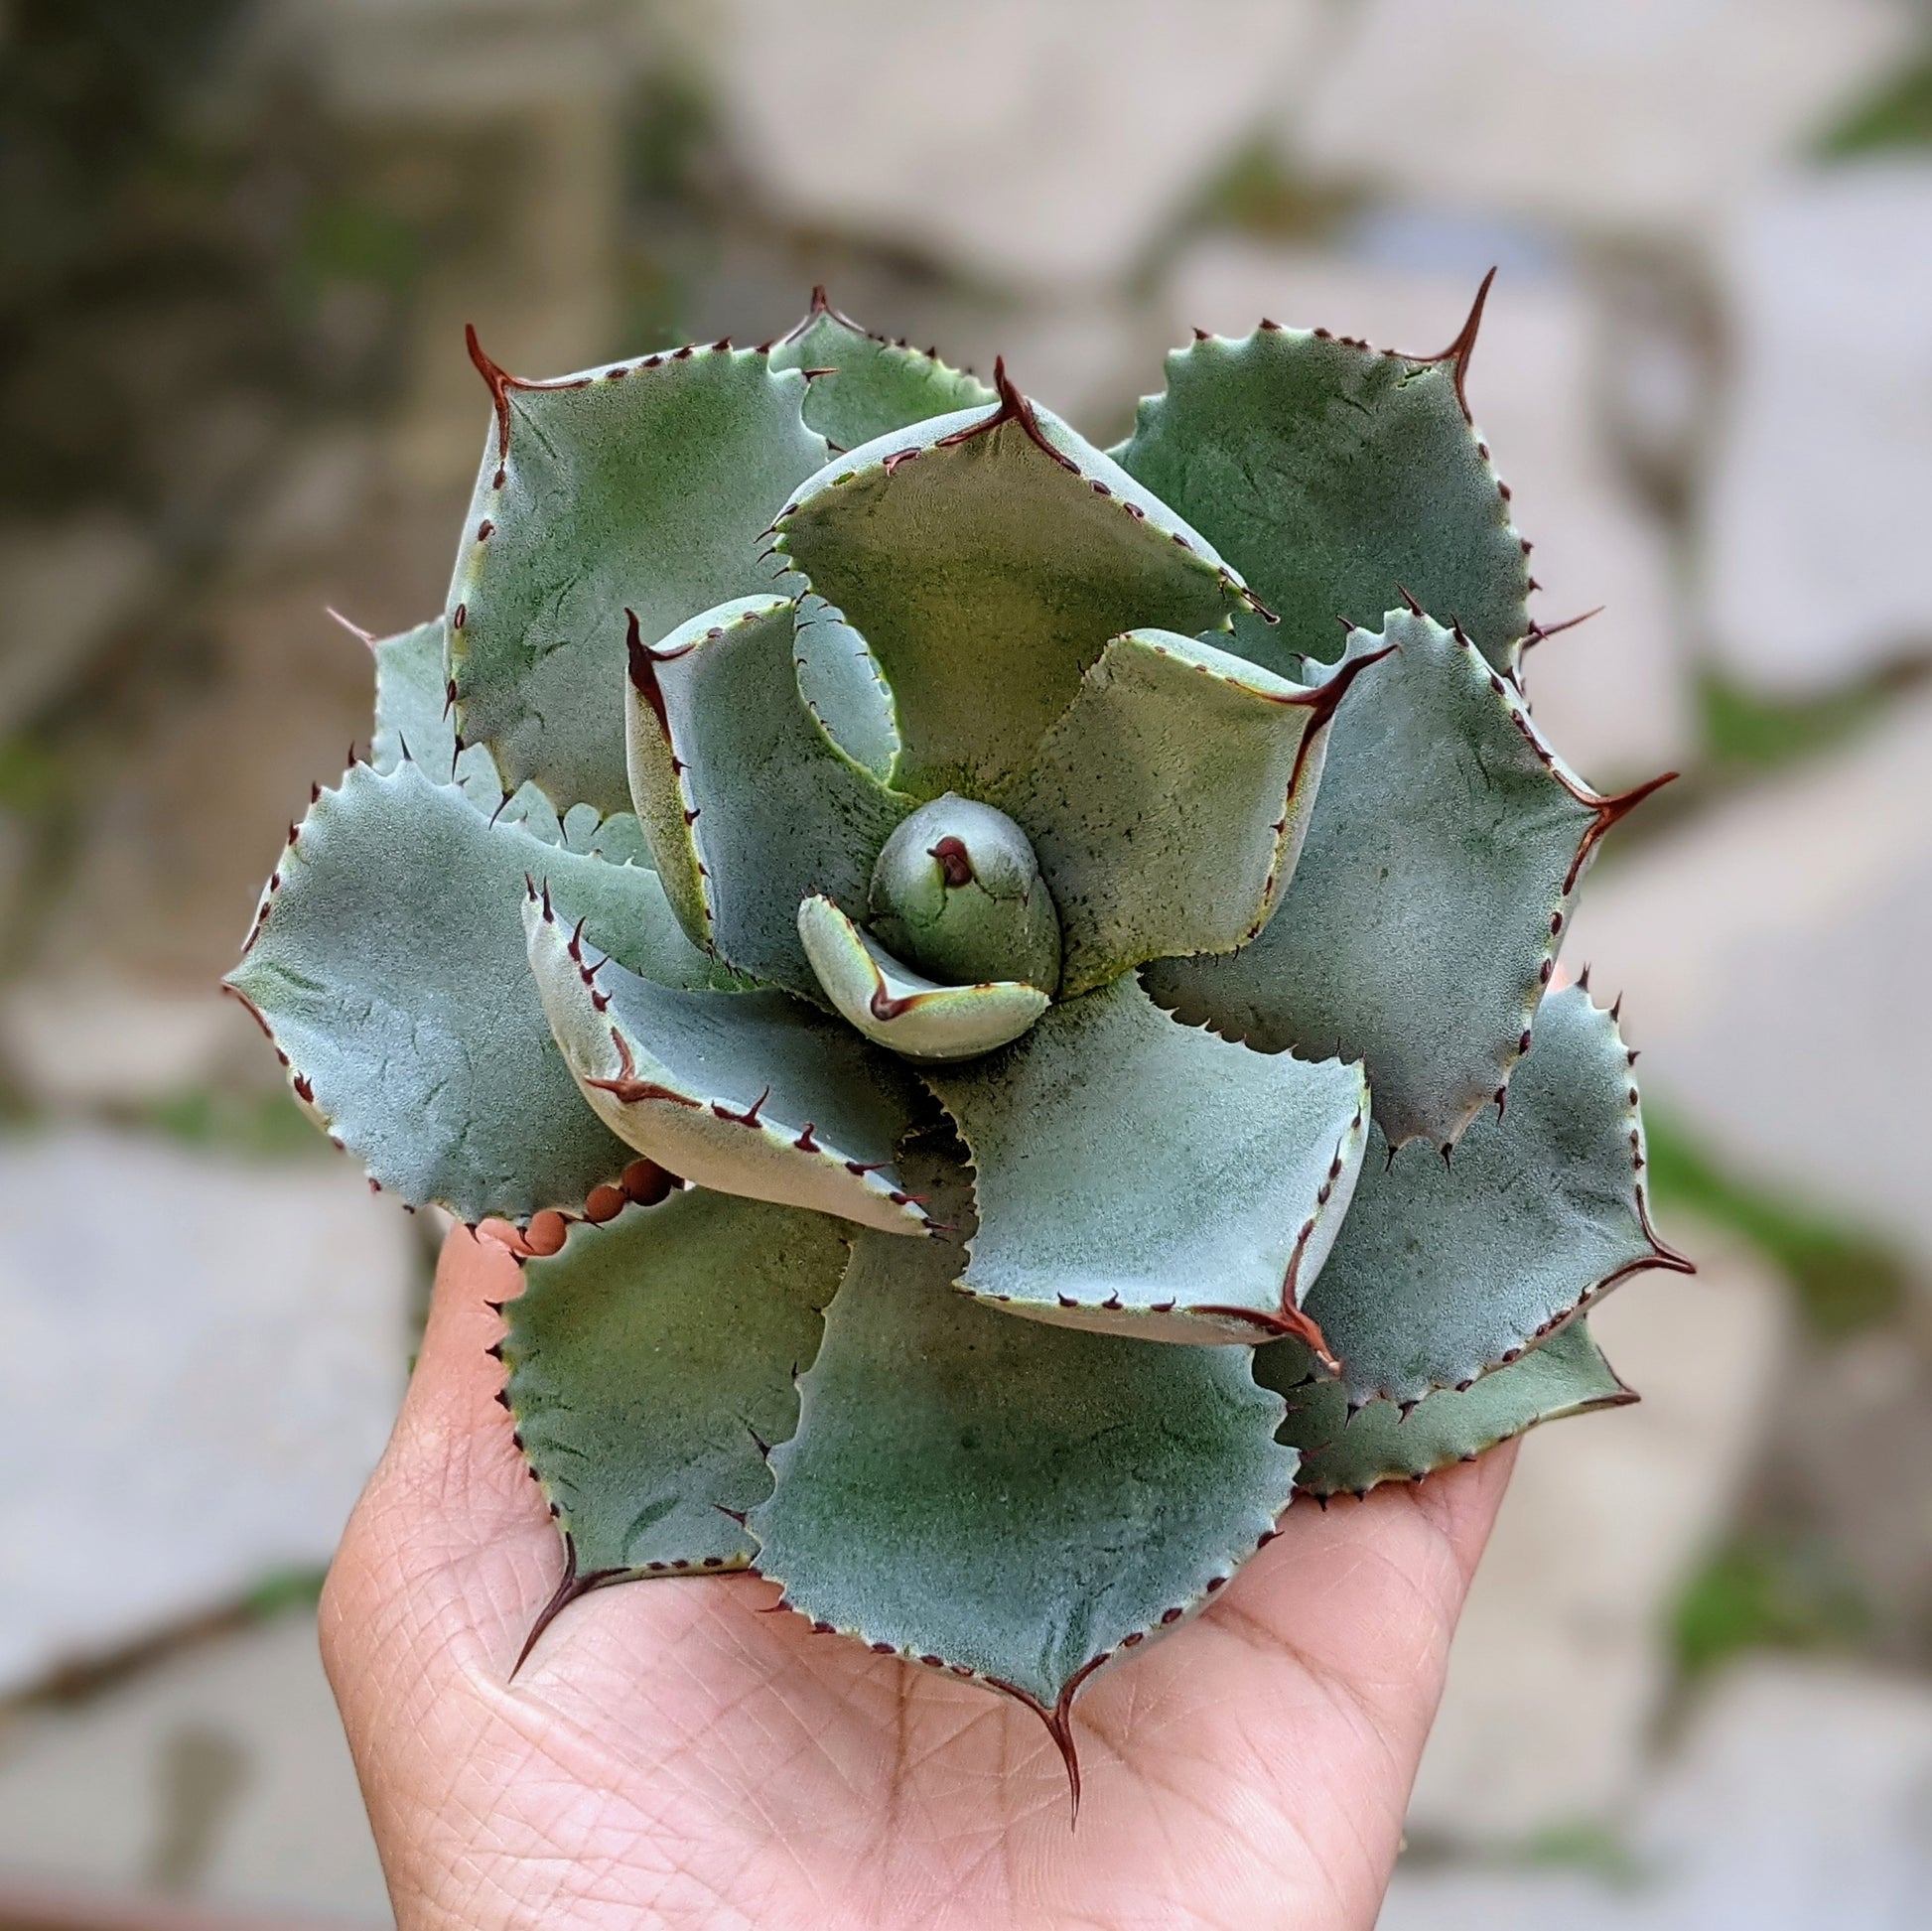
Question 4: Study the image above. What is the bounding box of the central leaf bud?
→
[870,795,1061,992]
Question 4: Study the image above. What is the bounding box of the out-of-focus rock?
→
[30,583,382,993]
[1164,240,1692,780]
[0,1131,413,1693]
[707,0,1336,291]
[1631,1661,1932,1927]
[242,430,378,567]
[251,5,634,492]
[1406,1219,1790,1841]
[0,978,270,1110]
[1295,0,1911,233]
[256,0,650,116]
[1567,692,1932,1271]
[0,516,159,725]
[1385,1661,1932,1928]
[1769,1326,1932,1662]
[1700,163,1932,692]
[0,1613,390,1921]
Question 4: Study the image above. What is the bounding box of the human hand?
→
[322,1223,1515,1931]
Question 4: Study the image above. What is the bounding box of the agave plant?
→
[228,282,1688,1792]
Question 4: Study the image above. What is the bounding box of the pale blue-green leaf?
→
[623,596,911,992]
[505,1188,849,1576]
[1009,630,1387,995]
[451,342,827,815]
[526,888,933,1235]
[1145,611,1655,1150]
[749,1148,1298,1714]
[1113,312,1529,672]
[797,895,1047,1062]
[1304,986,1689,1406]
[1257,1318,1633,1499]
[225,760,717,1220]
[791,594,898,781]
[370,615,451,773]
[925,975,1368,1343]
[768,290,994,450]
[367,614,504,812]
[773,374,1258,800]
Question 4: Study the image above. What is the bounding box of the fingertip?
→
[1414,1436,1520,1585]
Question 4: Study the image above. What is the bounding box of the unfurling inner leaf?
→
[797,895,1049,1062]
[869,793,1061,992]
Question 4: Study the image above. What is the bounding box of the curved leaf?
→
[1304,986,1691,1407]
[225,760,720,1221]
[367,613,504,809]
[773,364,1258,800]
[1257,1318,1633,1499]
[791,594,898,781]
[768,287,994,451]
[370,615,450,771]
[1010,629,1390,996]
[526,888,933,1235]
[797,895,1048,1061]
[504,1188,849,1581]
[1113,307,1529,674]
[1146,611,1669,1150]
[623,596,911,993]
[925,975,1368,1344]
[450,339,827,815]
[749,1149,1298,1721]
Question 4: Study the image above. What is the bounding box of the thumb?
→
[320,1224,559,1713]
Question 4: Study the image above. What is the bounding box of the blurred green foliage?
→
[1192,137,1357,243]
[241,1565,330,1618]
[291,192,422,307]
[1673,1530,1871,1678]
[1645,1114,1908,1340]
[1700,670,1901,774]
[0,735,69,819]
[1513,1820,1644,1887]
[1821,47,1932,156]
[141,1086,330,1161]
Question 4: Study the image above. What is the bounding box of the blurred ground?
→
[3,1,1930,1924]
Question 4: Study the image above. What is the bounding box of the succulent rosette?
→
[228,285,1687,1771]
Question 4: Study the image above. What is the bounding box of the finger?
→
[1201,1437,1520,1740]
[376,1222,543,1543]
[321,1225,559,1710]
[1408,1431,1520,1589]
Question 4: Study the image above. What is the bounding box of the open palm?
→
[322,1226,1514,1930]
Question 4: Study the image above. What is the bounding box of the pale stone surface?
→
[0,1131,414,1692]
[1164,240,1693,780]
[1384,1661,1932,1927]
[707,0,1336,290]
[0,978,269,1109]
[1406,1220,1790,1840]
[1567,692,1932,1269]
[1700,163,1932,692]
[1296,0,1910,233]
[0,515,159,724]
[0,1613,390,1922]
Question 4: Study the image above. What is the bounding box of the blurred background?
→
[2,0,1930,1924]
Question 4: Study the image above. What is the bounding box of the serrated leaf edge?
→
[448,332,811,807]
